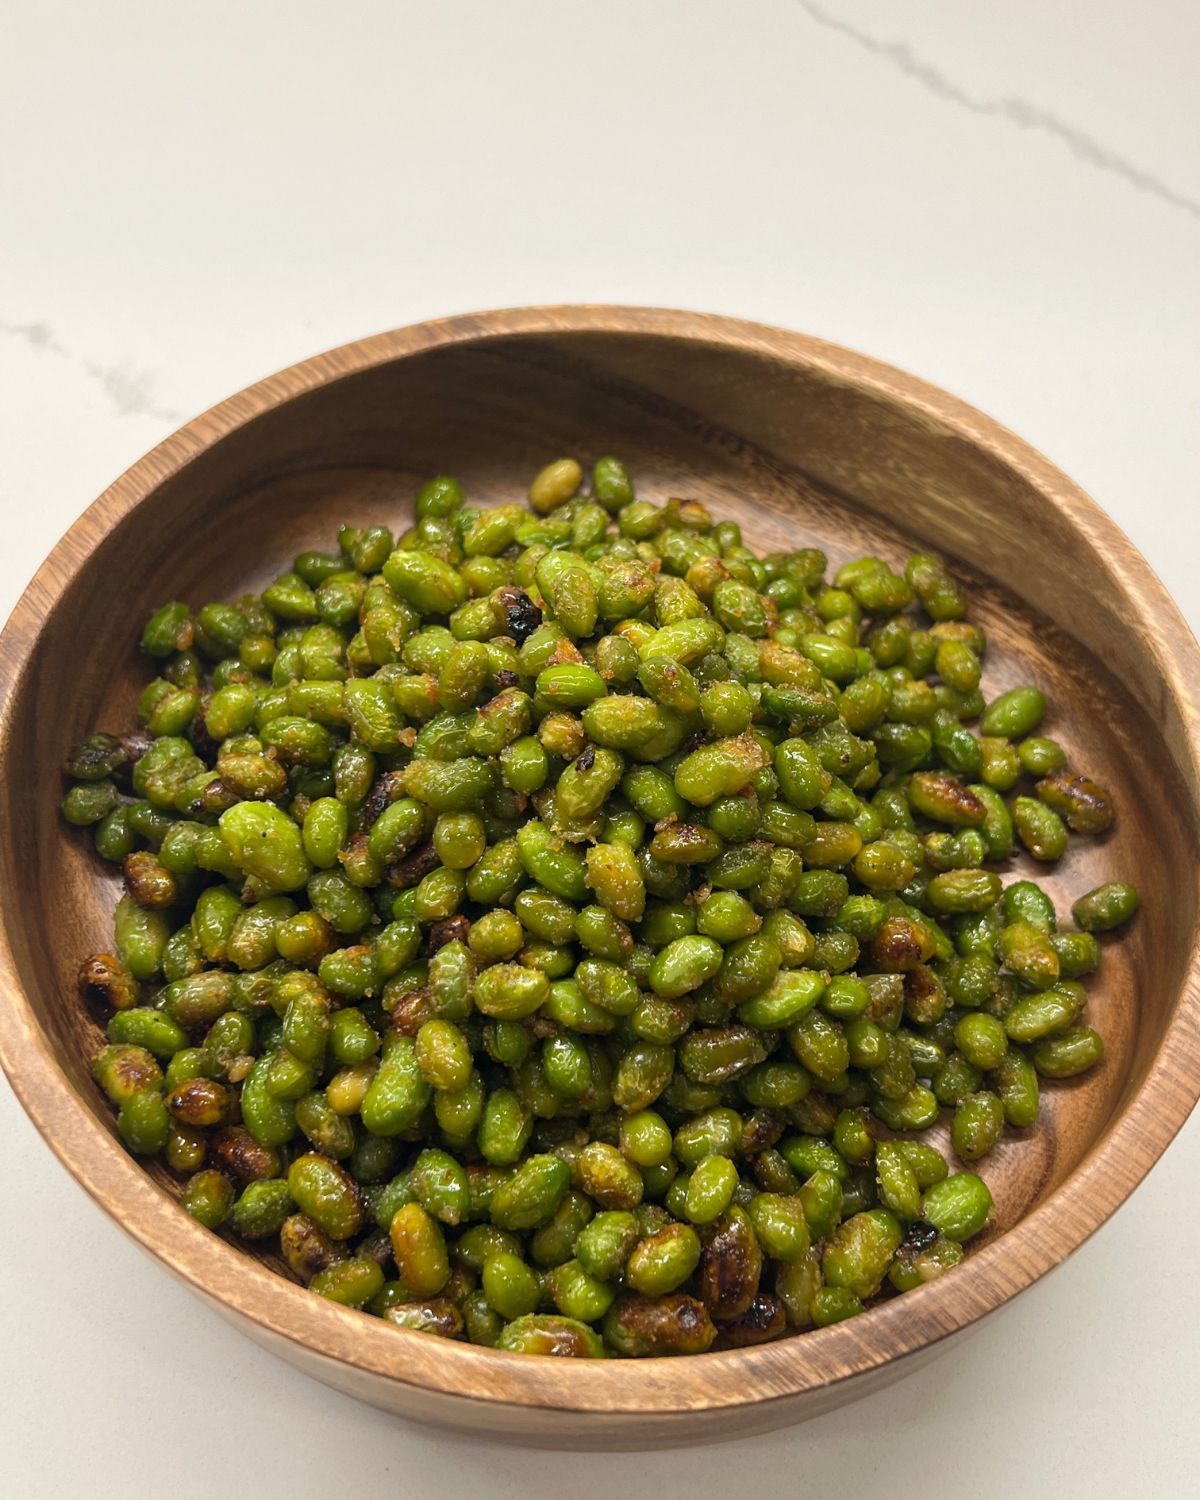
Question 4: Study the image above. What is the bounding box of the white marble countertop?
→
[2,2,1197,1494]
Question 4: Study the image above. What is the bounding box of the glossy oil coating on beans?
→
[62,458,1138,1358]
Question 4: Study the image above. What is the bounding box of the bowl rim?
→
[1,303,1199,1417]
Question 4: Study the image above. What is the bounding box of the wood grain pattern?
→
[0,306,1198,1448]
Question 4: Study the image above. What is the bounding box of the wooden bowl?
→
[1,307,1198,1448]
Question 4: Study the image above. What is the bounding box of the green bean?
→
[908,772,987,828]
[389,1202,450,1295]
[955,1012,1008,1069]
[1072,881,1139,932]
[182,1169,236,1229]
[1012,797,1069,862]
[1035,769,1114,835]
[603,1294,715,1356]
[516,819,587,900]
[287,1153,363,1240]
[673,1107,741,1166]
[118,1088,170,1155]
[528,1189,594,1267]
[411,1148,472,1226]
[230,1179,294,1240]
[1004,984,1084,1043]
[674,734,769,807]
[980,686,1045,739]
[993,1049,1040,1127]
[951,1091,1006,1161]
[822,1210,903,1298]
[490,1155,571,1231]
[889,1225,964,1291]
[1004,881,1058,935]
[481,1251,541,1319]
[999,920,1060,991]
[497,1313,605,1356]
[579,1142,644,1210]
[310,1256,385,1308]
[546,1257,617,1321]
[361,1036,429,1136]
[1049,929,1101,978]
[678,1025,767,1084]
[921,1171,993,1240]
[64,455,1138,1358]
[649,935,724,999]
[683,1155,738,1224]
[382,549,468,615]
[1031,1026,1105,1078]
[747,1193,811,1260]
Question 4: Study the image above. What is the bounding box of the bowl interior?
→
[2,317,1198,1437]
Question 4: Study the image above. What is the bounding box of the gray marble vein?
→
[0,317,185,421]
[797,1,1200,222]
